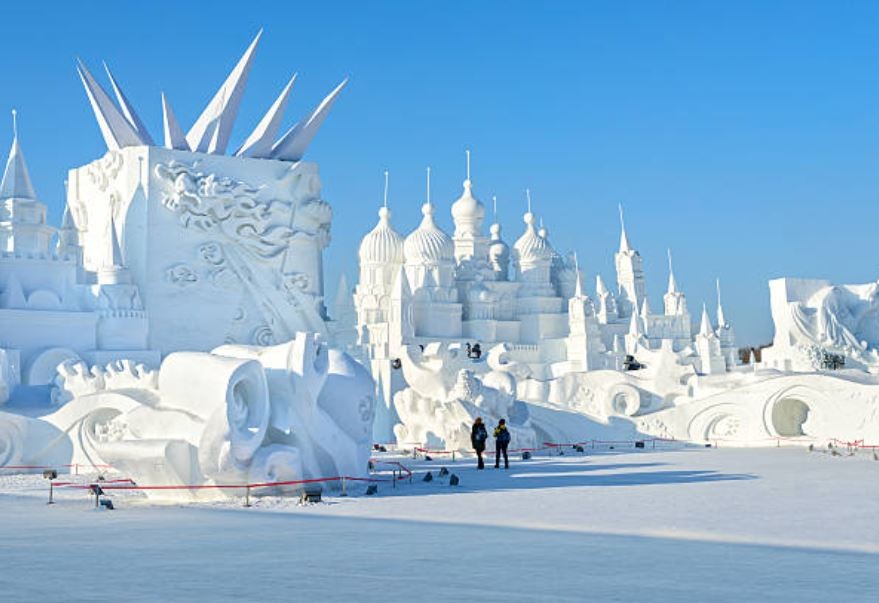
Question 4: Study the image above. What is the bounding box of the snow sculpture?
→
[6,333,374,500]
[0,117,158,395]
[349,157,741,447]
[67,32,345,356]
[762,277,879,372]
[392,342,537,451]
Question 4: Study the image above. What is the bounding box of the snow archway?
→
[771,398,811,437]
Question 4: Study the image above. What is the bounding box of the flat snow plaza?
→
[2,446,879,601]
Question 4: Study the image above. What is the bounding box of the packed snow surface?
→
[2,447,878,602]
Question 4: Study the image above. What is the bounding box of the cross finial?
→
[492,195,497,220]
[526,188,532,214]
[618,202,625,230]
[667,248,673,273]
[465,149,471,181]
[383,170,389,208]
[716,277,722,306]
[11,109,17,139]
[426,166,431,204]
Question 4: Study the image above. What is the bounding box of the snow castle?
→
[350,161,738,442]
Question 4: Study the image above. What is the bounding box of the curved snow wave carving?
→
[0,333,375,501]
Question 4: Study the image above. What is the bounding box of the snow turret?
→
[614,204,646,319]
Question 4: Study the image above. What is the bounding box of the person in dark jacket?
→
[493,418,511,469]
[471,417,488,469]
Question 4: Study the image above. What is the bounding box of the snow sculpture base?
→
[1,333,374,501]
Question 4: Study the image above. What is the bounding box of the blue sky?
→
[2,1,879,345]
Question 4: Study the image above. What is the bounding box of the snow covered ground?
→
[2,446,879,602]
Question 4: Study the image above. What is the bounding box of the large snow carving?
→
[392,343,537,451]
[11,333,375,500]
[763,278,879,372]
[68,147,333,356]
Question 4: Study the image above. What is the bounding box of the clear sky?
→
[2,1,878,345]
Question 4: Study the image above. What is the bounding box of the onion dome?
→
[404,203,454,265]
[513,212,553,264]
[359,206,404,265]
[451,179,485,237]
[488,223,510,265]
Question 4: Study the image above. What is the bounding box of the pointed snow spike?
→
[667,249,678,293]
[596,274,608,296]
[76,59,146,150]
[186,29,262,154]
[161,92,189,150]
[102,61,154,145]
[110,216,124,267]
[236,73,297,158]
[700,303,713,336]
[618,203,632,252]
[716,278,727,328]
[628,309,641,336]
[272,77,348,161]
[0,116,37,201]
[641,297,651,317]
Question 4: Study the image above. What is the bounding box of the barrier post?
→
[47,482,54,505]
[392,469,397,488]
[341,477,347,497]
[652,439,656,450]
[452,451,456,463]
[244,485,251,508]
[74,463,79,476]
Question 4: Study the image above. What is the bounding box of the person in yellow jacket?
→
[493,419,511,469]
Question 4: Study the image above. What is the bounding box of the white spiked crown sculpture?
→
[76,30,347,161]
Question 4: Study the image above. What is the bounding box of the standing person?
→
[494,418,511,469]
[471,417,488,470]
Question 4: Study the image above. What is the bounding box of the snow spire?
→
[492,195,498,222]
[716,278,727,328]
[236,73,297,158]
[0,110,37,201]
[103,61,154,145]
[596,274,608,296]
[667,248,678,293]
[618,203,632,252]
[161,92,188,150]
[573,252,584,298]
[383,170,389,208]
[76,58,147,150]
[186,29,262,154]
[426,166,431,205]
[526,188,532,215]
[640,296,651,317]
[271,77,348,161]
[465,148,471,182]
[628,304,642,336]
[699,303,713,336]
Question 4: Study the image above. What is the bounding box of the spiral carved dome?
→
[404,203,454,265]
[513,212,553,264]
[451,179,485,236]
[359,206,404,265]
